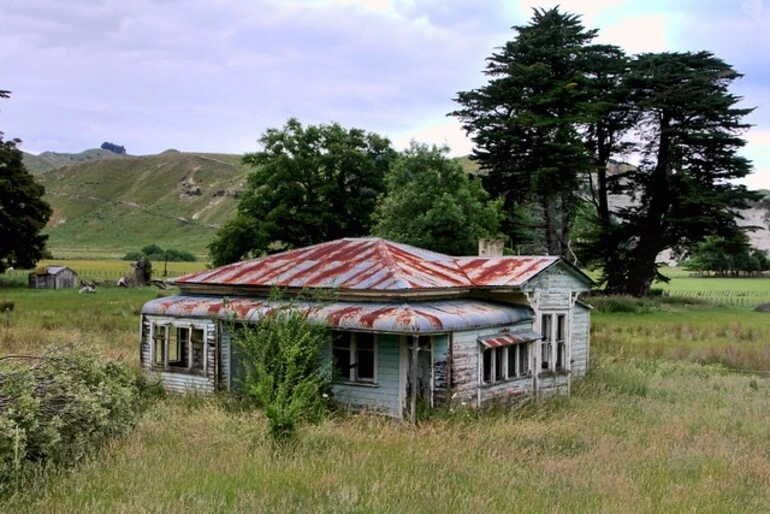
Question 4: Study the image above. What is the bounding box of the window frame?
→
[539,311,569,374]
[331,331,379,385]
[150,322,208,374]
[480,341,532,385]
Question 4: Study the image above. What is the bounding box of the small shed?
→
[28,266,78,289]
[139,238,594,419]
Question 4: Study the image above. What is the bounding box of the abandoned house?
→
[28,266,79,290]
[139,237,593,418]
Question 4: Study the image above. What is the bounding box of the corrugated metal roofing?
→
[478,329,542,348]
[174,238,560,291]
[141,295,534,334]
[456,256,559,287]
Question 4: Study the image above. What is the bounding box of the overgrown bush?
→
[588,294,709,313]
[233,304,331,442]
[0,351,158,494]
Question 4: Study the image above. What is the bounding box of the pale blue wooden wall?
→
[323,333,402,417]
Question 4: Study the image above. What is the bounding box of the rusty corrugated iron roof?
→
[455,256,559,287]
[174,238,564,291]
[141,295,534,334]
[478,329,542,348]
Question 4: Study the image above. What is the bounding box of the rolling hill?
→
[36,151,770,260]
[40,151,248,258]
[23,148,129,175]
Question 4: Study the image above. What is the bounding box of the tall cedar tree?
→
[451,7,596,257]
[0,91,52,273]
[603,52,758,295]
[209,119,395,266]
[373,142,503,255]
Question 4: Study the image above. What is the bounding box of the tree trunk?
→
[560,190,572,261]
[596,127,611,228]
[542,195,559,255]
[620,114,673,296]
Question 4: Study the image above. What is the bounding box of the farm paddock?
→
[1,268,770,512]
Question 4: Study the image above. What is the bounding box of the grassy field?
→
[1,271,770,511]
[3,259,209,285]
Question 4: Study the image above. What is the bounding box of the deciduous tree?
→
[373,143,503,255]
[210,118,395,266]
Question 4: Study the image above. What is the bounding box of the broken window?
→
[331,331,377,384]
[481,342,532,384]
[540,312,569,373]
[151,323,207,373]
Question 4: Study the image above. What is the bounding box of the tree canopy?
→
[451,7,598,256]
[100,142,126,154]
[373,143,503,255]
[209,118,395,266]
[0,91,53,273]
[682,234,769,277]
[452,7,759,295]
[595,51,758,295]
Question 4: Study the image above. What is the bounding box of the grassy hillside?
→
[23,148,129,175]
[40,152,248,258]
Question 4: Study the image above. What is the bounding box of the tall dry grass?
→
[3,358,770,513]
[1,285,770,512]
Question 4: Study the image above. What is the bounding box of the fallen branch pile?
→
[0,351,159,494]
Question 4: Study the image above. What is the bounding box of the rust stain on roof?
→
[175,238,561,292]
[479,330,542,348]
[142,296,533,334]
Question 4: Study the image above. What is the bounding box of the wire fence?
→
[4,268,189,284]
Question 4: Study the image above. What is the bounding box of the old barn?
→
[139,238,592,418]
[28,266,79,290]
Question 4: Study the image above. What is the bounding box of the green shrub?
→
[233,302,331,442]
[0,352,158,494]
[588,294,709,313]
[122,245,196,262]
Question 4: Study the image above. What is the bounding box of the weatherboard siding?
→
[536,373,569,396]
[219,324,232,389]
[524,264,590,310]
[571,304,590,376]
[432,334,450,405]
[450,322,537,406]
[328,334,402,417]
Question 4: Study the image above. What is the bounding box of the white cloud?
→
[597,14,671,53]
[391,119,472,156]
[2,0,769,187]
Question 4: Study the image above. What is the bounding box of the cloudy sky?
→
[3,0,770,189]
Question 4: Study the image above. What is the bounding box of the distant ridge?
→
[23,148,128,174]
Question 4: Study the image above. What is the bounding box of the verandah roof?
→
[141,295,534,334]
